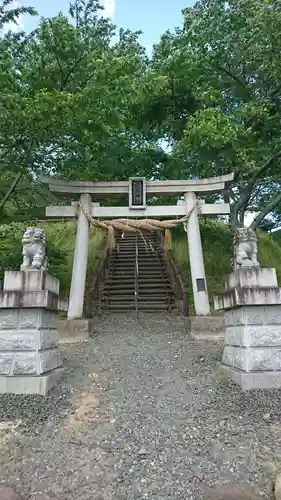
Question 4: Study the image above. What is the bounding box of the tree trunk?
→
[0,172,22,214]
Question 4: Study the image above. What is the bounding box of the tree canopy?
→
[1,0,281,229]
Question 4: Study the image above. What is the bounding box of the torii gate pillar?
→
[184,192,210,316]
[68,193,91,320]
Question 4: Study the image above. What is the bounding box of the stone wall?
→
[0,309,61,376]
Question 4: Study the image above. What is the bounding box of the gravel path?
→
[0,313,280,499]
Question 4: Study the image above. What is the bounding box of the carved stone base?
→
[0,308,62,377]
[215,268,281,390]
[0,270,67,395]
[0,367,64,395]
[214,268,281,310]
[185,316,224,339]
[221,365,281,391]
[58,319,94,343]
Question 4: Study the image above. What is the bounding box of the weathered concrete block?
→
[18,309,39,328]
[0,290,67,311]
[0,310,18,329]
[222,345,247,370]
[58,296,68,312]
[223,268,278,291]
[221,364,281,390]
[185,316,224,339]
[0,331,36,351]
[38,348,61,373]
[0,267,67,394]
[217,268,281,389]
[4,271,60,294]
[20,290,58,309]
[0,329,58,351]
[41,310,58,328]
[225,306,262,326]
[23,270,45,291]
[0,292,20,308]
[45,274,60,294]
[265,306,281,325]
[248,325,281,346]
[3,272,23,292]
[215,287,281,310]
[0,367,64,395]
[12,352,38,375]
[0,354,13,374]
[8,348,61,375]
[58,319,94,342]
[224,305,281,326]
[17,309,58,329]
[223,345,281,371]
[225,324,281,347]
[37,329,58,350]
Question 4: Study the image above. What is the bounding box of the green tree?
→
[147,0,281,229]
[0,0,167,220]
[0,0,36,30]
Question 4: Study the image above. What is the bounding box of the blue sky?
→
[20,0,192,52]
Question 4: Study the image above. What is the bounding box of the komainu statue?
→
[233,227,260,269]
[20,227,48,271]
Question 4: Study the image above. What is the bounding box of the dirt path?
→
[0,314,280,499]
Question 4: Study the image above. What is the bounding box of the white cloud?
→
[102,0,116,20]
[2,0,24,33]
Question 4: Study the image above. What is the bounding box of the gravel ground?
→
[0,313,280,499]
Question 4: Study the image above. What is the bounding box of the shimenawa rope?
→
[76,201,199,249]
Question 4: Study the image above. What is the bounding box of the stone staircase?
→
[100,232,176,312]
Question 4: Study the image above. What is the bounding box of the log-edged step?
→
[99,232,176,312]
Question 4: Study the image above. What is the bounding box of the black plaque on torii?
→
[129,177,146,209]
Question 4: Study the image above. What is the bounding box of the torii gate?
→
[40,174,234,320]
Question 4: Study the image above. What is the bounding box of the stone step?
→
[104,303,172,311]
[106,277,170,283]
[104,283,172,290]
[104,295,135,301]
[95,233,176,314]
[103,292,173,299]
[118,234,157,237]
[111,270,166,276]
[114,260,161,265]
[117,246,158,250]
[112,263,162,270]
[105,303,136,310]
[138,291,174,297]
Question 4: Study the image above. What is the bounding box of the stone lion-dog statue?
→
[20,227,48,271]
[233,227,260,269]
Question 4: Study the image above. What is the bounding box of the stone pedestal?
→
[58,319,94,343]
[0,270,68,395]
[214,268,281,390]
[185,316,224,339]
